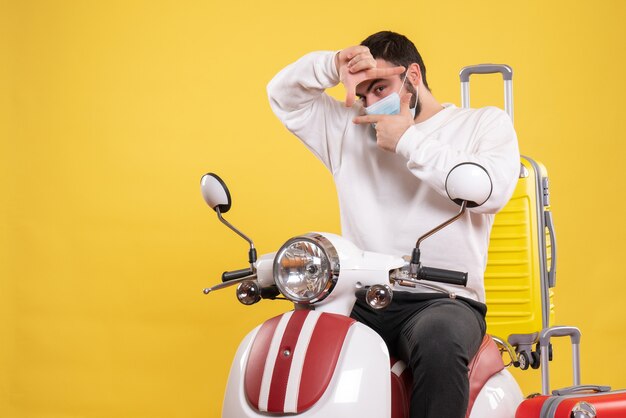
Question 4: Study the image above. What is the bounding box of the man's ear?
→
[409,63,421,86]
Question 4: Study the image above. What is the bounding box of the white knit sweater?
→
[267,51,520,302]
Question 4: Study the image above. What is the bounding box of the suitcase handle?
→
[459,64,513,82]
[545,210,557,287]
[539,326,582,395]
[459,64,514,121]
[552,385,612,396]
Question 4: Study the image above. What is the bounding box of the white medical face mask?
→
[365,91,402,117]
[364,73,417,125]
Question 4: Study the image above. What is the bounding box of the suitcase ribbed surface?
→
[485,156,555,337]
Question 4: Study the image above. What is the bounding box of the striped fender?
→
[244,310,355,413]
[390,357,412,418]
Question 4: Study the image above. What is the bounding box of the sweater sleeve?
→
[395,107,520,214]
[266,51,354,174]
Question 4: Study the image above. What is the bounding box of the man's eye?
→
[375,86,386,94]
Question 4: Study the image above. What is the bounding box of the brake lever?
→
[390,270,456,298]
[203,274,258,295]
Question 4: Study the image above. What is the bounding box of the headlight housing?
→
[273,233,340,304]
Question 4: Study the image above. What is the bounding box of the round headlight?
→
[273,233,339,303]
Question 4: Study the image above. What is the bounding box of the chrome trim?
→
[236,280,261,305]
[216,207,255,249]
[203,274,257,294]
[365,284,393,309]
[415,201,467,249]
[216,207,256,271]
[391,265,455,297]
[272,233,340,304]
[571,402,596,418]
[491,335,520,368]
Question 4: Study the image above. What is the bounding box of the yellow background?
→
[1,0,625,417]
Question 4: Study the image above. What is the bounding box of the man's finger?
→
[353,114,385,124]
[349,57,377,73]
[347,52,372,68]
[363,66,405,79]
[344,81,356,107]
[344,45,370,60]
[345,94,355,107]
[400,92,413,117]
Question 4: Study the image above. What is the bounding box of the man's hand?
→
[353,93,414,152]
[335,46,405,107]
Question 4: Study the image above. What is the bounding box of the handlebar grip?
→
[418,266,468,286]
[222,268,254,282]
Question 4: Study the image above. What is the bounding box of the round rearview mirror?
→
[445,163,493,208]
[200,173,232,213]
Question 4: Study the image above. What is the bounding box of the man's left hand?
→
[353,93,414,152]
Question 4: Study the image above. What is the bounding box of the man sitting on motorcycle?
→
[267,30,520,418]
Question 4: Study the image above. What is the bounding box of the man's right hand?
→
[335,46,405,107]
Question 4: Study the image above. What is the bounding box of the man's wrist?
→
[317,50,341,87]
[332,50,342,80]
[395,125,424,158]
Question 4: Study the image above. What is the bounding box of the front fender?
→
[222,310,391,418]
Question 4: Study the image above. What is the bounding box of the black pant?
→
[350,292,487,418]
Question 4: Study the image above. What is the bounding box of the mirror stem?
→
[410,201,468,274]
[415,200,468,249]
[216,207,257,266]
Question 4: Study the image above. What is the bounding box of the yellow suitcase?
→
[460,65,557,364]
[485,156,556,337]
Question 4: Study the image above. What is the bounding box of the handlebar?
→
[222,268,254,282]
[417,266,468,287]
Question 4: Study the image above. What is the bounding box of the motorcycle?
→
[200,162,524,418]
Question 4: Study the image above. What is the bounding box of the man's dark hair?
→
[361,31,430,90]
